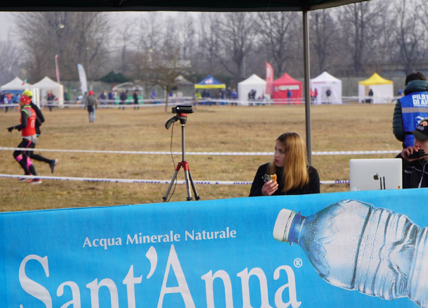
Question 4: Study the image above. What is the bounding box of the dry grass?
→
[0,103,399,212]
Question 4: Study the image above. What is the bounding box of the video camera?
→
[165,105,193,129]
[172,105,193,114]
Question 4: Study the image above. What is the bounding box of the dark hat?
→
[406,118,428,141]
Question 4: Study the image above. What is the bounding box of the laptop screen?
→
[350,158,402,191]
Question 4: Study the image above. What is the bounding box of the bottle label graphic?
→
[274,199,428,308]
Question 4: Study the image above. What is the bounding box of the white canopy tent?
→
[32,77,64,108]
[0,77,40,106]
[1,77,31,90]
[238,74,266,105]
[310,71,342,104]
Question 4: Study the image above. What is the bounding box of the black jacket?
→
[249,163,320,196]
[30,101,44,135]
[397,154,428,189]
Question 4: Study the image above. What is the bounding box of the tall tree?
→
[118,19,136,75]
[197,13,221,75]
[216,13,256,80]
[338,1,388,75]
[392,0,423,75]
[310,10,338,74]
[257,12,300,78]
[12,12,113,81]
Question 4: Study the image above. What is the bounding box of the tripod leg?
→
[184,169,193,201]
[188,170,200,201]
[163,163,181,202]
[182,161,193,201]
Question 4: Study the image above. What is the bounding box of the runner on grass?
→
[23,90,58,173]
[7,94,42,184]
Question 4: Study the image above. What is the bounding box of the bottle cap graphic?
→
[273,209,296,242]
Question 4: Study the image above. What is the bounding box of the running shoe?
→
[50,159,58,174]
[30,179,42,185]
[19,177,30,183]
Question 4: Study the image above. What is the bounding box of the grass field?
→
[0,103,400,212]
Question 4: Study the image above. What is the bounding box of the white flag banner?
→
[77,64,88,95]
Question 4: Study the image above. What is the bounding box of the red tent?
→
[272,73,302,104]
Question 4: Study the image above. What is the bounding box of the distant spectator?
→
[368,88,374,103]
[13,93,20,111]
[14,93,20,104]
[63,89,70,108]
[119,90,127,110]
[287,89,292,103]
[314,88,318,103]
[310,88,314,104]
[47,91,55,112]
[226,87,231,99]
[3,92,8,113]
[151,90,156,100]
[108,90,115,104]
[133,89,139,110]
[84,90,98,123]
[7,92,12,111]
[98,91,107,105]
[0,92,4,112]
[326,88,332,104]
[232,88,237,106]
[64,88,70,103]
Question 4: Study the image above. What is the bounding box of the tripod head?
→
[165,105,193,129]
[165,113,187,129]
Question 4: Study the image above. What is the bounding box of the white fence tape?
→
[0,174,349,185]
[0,147,401,156]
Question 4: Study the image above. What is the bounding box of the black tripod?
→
[163,113,200,202]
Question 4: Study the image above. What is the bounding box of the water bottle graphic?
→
[273,199,428,308]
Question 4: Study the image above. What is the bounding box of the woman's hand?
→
[261,180,278,196]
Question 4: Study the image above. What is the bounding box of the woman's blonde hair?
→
[268,132,309,192]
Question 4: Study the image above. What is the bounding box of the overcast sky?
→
[0,13,11,41]
[0,12,200,42]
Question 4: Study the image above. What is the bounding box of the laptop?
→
[349,158,402,191]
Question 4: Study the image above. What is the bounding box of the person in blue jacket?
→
[393,72,428,148]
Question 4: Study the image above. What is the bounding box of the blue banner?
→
[1,189,427,308]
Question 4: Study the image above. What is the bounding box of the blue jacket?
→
[400,92,428,148]
[393,80,428,147]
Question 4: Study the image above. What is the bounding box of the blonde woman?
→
[249,132,320,196]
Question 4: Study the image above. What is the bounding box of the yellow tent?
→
[358,73,393,104]
[358,73,393,85]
